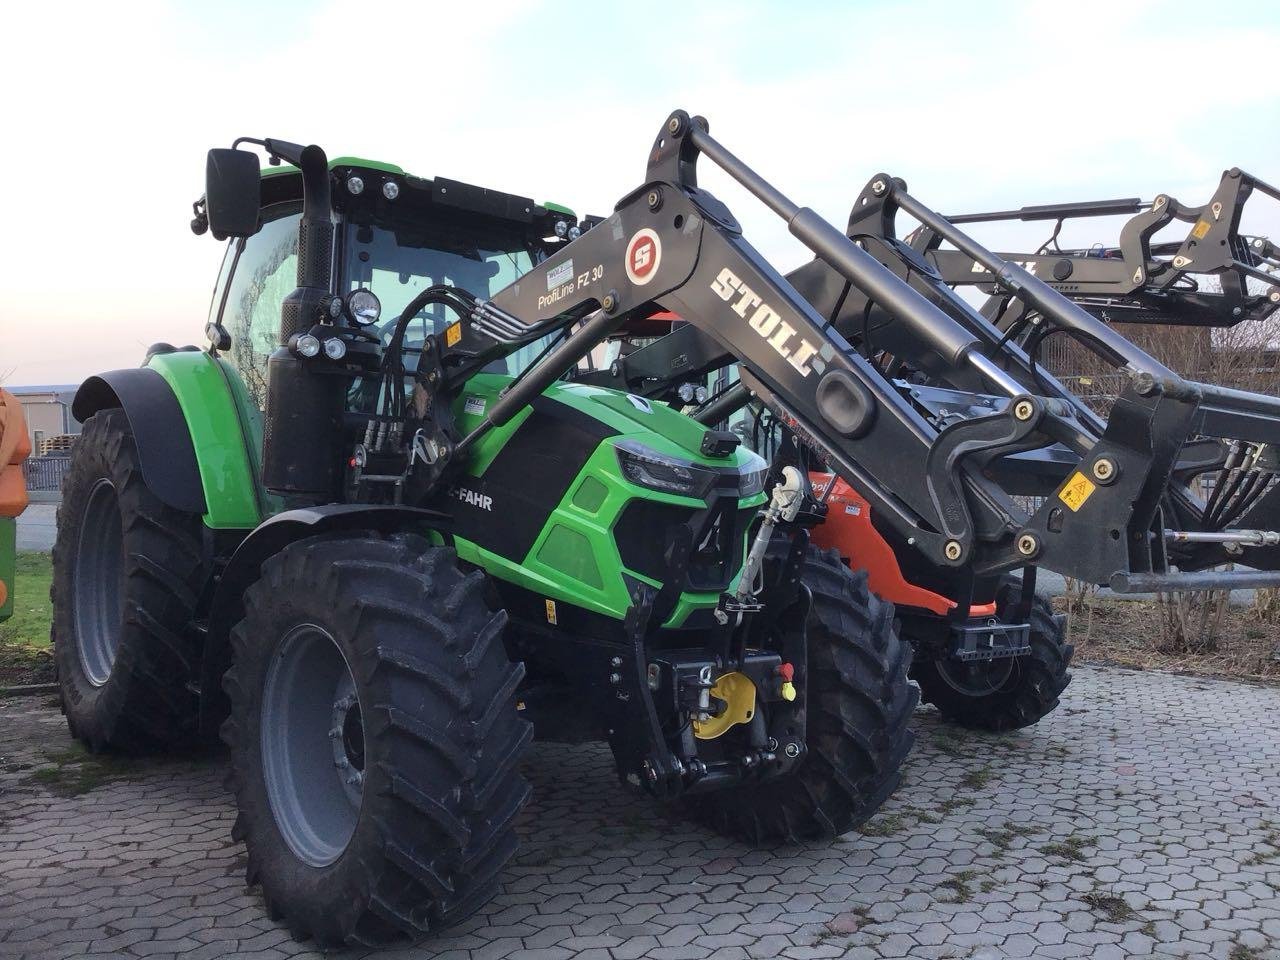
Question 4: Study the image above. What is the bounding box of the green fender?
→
[145,352,271,529]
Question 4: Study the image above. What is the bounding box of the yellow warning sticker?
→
[445,322,462,346]
[544,599,558,625]
[1191,219,1211,240]
[1058,471,1096,512]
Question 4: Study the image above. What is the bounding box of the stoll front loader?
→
[54,111,1280,946]
[582,167,1280,732]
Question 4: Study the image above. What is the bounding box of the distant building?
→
[7,385,80,453]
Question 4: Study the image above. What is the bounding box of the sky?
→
[1,0,1278,386]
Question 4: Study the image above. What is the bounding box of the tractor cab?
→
[198,156,580,413]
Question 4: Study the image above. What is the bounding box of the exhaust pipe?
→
[261,144,347,499]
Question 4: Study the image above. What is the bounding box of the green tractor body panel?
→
[146,352,266,529]
[0,517,14,622]
[441,374,766,626]
[149,348,761,629]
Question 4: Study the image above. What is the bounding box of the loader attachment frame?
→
[913,168,1280,329]
[409,111,1280,593]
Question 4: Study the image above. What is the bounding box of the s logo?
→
[625,229,661,286]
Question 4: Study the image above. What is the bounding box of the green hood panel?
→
[447,373,765,624]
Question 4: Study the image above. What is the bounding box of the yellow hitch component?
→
[692,672,758,741]
[780,681,796,702]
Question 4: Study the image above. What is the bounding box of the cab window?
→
[345,222,540,375]
[220,206,302,409]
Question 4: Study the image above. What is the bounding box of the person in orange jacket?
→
[0,389,31,622]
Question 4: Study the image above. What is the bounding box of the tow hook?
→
[777,662,797,702]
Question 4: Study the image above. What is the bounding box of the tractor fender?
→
[72,368,207,515]
[197,503,453,735]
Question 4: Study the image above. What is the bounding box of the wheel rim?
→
[260,624,364,868]
[72,478,125,686]
[934,656,1016,698]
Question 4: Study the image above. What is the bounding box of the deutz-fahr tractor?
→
[54,112,1280,946]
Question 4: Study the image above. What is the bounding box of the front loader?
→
[569,165,1280,730]
[52,111,1280,946]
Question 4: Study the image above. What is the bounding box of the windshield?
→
[346,222,546,375]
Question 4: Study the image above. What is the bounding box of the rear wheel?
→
[912,577,1072,731]
[687,546,916,844]
[222,535,531,947]
[51,408,207,752]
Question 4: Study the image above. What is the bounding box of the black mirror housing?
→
[205,149,262,239]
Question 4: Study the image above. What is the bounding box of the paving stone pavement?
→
[1,664,1278,960]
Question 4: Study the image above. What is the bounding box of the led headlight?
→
[694,385,709,404]
[736,449,769,498]
[346,175,364,195]
[677,382,696,403]
[615,439,716,498]
[323,337,347,360]
[344,288,381,326]
[294,333,321,358]
[554,219,568,238]
[615,440,766,500]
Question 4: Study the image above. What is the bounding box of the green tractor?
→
[53,130,915,944]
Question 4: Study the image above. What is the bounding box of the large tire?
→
[51,408,207,752]
[221,534,531,948]
[687,546,916,844]
[912,577,1073,731]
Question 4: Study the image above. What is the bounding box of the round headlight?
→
[677,383,696,403]
[382,180,399,200]
[694,385,709,404]
[295,334,321,358]
[345,288,381,326]
[323,338,347,360]
[346,176,364,195]
[554,220,568,238]
[567,225,581,240]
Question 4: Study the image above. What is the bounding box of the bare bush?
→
[1061,577,1099,642]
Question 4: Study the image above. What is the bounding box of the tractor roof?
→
[258,156,576,234]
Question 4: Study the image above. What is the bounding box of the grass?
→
[855,810,910,837]
[960,766,994,790]
[938,869,978,903]
[1082,890,1136,923]
[976,822,1040,856]
[1,551,53,685]
[24,743,145,797]
[2,551,52,648]
[1244,827,1280,866]
[929,730,973,759]
[1039,834,1095,862]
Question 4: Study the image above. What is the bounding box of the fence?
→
[23,456,71,493]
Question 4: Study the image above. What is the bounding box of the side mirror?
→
[205,148,262,239]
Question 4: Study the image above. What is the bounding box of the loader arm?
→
[419,110,1280,592]
[907,168,1280,330]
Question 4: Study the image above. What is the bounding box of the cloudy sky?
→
[2,0,1277,385]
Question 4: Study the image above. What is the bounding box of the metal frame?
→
[911,169,1280,329]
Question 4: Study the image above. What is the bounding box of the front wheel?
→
[686,546,916,844]
[912,577,1073,731]
[221,535,531,947]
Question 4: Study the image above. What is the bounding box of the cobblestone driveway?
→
[2,665,1278,960]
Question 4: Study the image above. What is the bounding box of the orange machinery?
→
[0,389,31,619]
